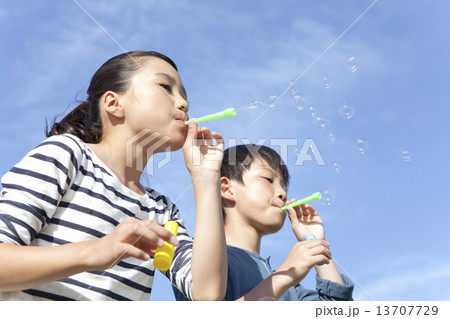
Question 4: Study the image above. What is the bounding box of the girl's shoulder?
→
[144,186,172,206]
[28,133,91,170]
[35,133,87,155]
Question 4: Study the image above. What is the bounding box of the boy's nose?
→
[276,187,287,203]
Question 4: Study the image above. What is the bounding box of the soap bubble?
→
[331,162,342,173]
[307,106,317,117]
[322,76,332,89]
[339,103,355,119]
[292,94,307,111]
[265,95,278,109]
[240,100,265,110]
[348,57,358,72]
[327,132,337,143]
[314,116,330,129]
[354,139,369,154]
[321,188,335,206]
[400,150,413,162]
[289,81,300,95]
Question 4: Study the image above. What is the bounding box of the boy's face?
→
[228,158,288,235]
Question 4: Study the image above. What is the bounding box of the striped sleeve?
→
[161,198,194,300]
[0,135,81,245]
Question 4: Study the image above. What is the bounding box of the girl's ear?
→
[220,176,235,202]
[102,91,125,119]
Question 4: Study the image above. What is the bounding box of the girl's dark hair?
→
[221,144,290,189]
[46,50,178,143]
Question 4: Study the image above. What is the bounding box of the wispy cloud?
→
[354,255,450,300]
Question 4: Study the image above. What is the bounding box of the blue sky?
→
[1,0,449,301]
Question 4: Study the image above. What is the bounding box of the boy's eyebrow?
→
[155,72,188,100]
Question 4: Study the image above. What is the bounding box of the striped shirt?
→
[0,134,194,300]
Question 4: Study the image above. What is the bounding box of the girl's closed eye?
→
[159,83,172,93]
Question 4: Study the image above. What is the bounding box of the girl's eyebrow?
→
[155,72,187,100]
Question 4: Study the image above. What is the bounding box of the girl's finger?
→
[211,132,224,150]
[184,119,198,148]
[120,243,150,261]
[201,127,214,146]
[140,220,179,246]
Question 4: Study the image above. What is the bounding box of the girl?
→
[0,51,227,300]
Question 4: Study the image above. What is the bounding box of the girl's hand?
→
[183,119,224,177]
[90,217,179,270]
[285,200,325,241]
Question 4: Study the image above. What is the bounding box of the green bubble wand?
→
[185,107,237,125]
[280,192,322,211]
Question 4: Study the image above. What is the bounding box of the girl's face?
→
[121,57,189,152]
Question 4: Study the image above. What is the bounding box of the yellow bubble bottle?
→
[153,221,179,271]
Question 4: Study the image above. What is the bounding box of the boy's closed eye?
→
[262,176,273,183]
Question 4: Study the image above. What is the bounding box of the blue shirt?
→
[173,245,354,301]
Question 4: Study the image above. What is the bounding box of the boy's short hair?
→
[221,144,290,189]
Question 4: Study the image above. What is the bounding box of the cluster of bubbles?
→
[234,56,412,206]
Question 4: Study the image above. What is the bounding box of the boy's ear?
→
[220,176,235,202]
[102,91,125,119]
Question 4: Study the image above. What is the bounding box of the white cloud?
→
[353,255,450,301]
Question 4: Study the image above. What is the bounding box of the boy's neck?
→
[224,221,262,255]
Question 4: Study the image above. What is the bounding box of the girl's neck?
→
[87,136,146,196]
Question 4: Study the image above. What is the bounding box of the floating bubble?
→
[314,116,330,129]
[339,103,355,119]
[321,188,335,206]
[400,150,413,162]
[241,100,264,110]
[354,139,369,154]
[292,94,306,111]
[307,106,317,117]
[331,162,342,173]
[327,132,337,143]
[265,95,279,109]
[289,81,300,95]
[322,76,332,89]
[348,57,358,72]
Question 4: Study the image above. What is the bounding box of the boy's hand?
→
[285,200,325,241]
[183,119,224,177]
[276,239,331,286]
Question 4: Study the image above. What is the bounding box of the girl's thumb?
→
[186,119,198,139]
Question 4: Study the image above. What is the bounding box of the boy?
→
[174,145,353,300]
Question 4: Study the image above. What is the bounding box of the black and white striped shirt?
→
[0,134,194,300]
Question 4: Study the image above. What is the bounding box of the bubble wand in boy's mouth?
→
[184,107,236,125]
[281,192,324,265]
[280,192,322,211]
